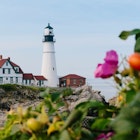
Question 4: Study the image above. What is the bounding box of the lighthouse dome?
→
[45,23,53,29]
[44,23,54,36]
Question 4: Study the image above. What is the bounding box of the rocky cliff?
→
[0,84,106,127]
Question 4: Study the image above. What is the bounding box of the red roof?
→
[34,75,47,80]
[23,73,34,80]
[60,74,86,79]
[10,61,23,74]
[0,58,23,73]
[0,59,7,67]
[10,61,19,67]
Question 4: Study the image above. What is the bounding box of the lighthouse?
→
[41,23,58,87]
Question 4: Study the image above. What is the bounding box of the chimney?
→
[0,55,2,60]
[8,57,10,60]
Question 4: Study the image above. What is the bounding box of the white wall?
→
[0,61,23,84]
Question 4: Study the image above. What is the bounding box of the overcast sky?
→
[0,1,139,99]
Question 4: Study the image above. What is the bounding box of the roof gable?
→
[0,59,7,67]
[0,58,23,74]
[10,61,23,74]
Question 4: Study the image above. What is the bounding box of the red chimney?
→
[0,55,2,60]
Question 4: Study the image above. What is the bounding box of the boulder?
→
[63,85,106,111]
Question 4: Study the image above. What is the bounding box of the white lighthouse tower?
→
[41,23,58,87]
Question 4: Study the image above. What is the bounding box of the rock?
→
[108,96,117,106]
[63,85,106,111]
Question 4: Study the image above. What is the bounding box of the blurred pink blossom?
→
[94,50,118,78]
[104,50,118,65]
[95,132,114,140]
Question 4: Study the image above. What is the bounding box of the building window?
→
[10,77,13,83]
[42,81,44,85]
[6,77,8,80]
[15,67,19,73]
[73,79,76,84]
[6,61,8,66]
[0,77,3,83]
[25,80,27,85]
[16,77,18,83]
[8,69,10,74]
[80,79,83,84]
[3,68,5,74]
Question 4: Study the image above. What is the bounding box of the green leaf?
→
[19,133,31,140]
[61,109,83,130]
[44,99,56,114]
[75,100,104,111]
[92,118,110,130]
[81,128,94,139]
[119,31,130,40]
[134,38,140,52]
[119,29,140,40]
[39,89,50,98]
[10,124,21,135]
[125,89,136,103]
[50,92,60,102]
[59,130,71,140]
[129,29,140,36]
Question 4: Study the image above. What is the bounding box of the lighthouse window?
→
[53,67,54,71]
[49,31,52,34]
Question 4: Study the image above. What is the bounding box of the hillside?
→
[0,84,46,111]
[0,84,106,127]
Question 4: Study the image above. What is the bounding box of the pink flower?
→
[95,132,114,140]
[95,133,106,140]
[94,50,118,78]
[104,50,118,65]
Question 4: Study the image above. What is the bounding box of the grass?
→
[0,84,46,92]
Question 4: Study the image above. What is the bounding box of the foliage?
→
[0,87,117,140]
[0,84,46,92]
[0,84,17,91]
[111,92,140,140]
[94,28,140,139]
[23,85,46,92]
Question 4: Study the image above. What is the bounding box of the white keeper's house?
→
[0,55,47,87]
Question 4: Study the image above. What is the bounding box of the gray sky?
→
[0,0,139,79]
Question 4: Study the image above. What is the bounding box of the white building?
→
[34,75,48,87]
[0,55,47,86]
[0,55,23,84]
[41,23,58,87]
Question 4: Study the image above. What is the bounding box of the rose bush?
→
[94,29,140,140]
